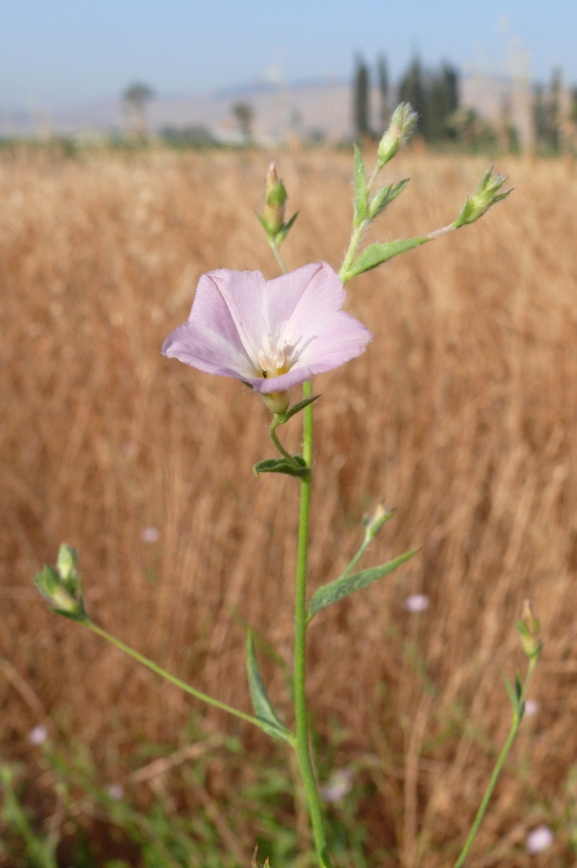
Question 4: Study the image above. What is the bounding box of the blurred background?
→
[2,2,577,867]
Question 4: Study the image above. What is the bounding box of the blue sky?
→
[0,0,573,109]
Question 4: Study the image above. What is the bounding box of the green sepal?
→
[276,394,320,424]
[307,549,417,623]
[274,211,298,245]
[345,236,430,280]
[453,166,512,229]
[368,178,409,220]
[504,673,523,715]
[353,145,368,227]
[253,455,309,478]
[266,179,287,207]
[246,631,293,743]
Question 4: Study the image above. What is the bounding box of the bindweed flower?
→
[404,594,430,613]
[162,262,371,413]
[321,769,354,803]
[28,725,48,746]
[526,824,554,854]
[140,526,160,543]
[524,699,540,717]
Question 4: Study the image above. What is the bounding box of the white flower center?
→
[258,333,290,379]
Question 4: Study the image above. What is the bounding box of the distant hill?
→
[0,73,542,150]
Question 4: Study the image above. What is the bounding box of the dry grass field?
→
[2,145,577,866]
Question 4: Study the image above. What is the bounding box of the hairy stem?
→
[293,379,331,868]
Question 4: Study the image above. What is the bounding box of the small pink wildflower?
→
[28,724,48,745]
[162,263,371,399]
[526,824,553,854]
[404,594,430,613]
[140,527,160,544]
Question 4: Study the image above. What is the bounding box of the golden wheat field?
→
[2,145,577,866]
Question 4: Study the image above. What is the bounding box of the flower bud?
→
[34,544,87,621]
[363,502,393,541]
[262,162,287,236]
[261,389,290,415]
[453,165,512,228]
[377,103,418,167]
[517,599,542,659]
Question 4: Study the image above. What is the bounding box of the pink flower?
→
[162,263,371,397]
[526,824,554,854]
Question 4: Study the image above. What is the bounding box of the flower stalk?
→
[293,380,331,868]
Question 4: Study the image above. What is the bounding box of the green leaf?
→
[368,178,409,220]
[277,394,320,423]
[246,631,293,743]
[353,145,368,226]
[504,674,520,712]
[346,237,430,280]
[274,211,299,244]
[253,456,309,478]
[307,550,417,622]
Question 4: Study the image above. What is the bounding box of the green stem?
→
[293,379,332,868]
[86,621,267,732]
[269,417,300,466]
[453,656,538,868]
[339,221,366,284]
[270,241,288,275]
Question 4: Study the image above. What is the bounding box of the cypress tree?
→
[377,54,390,132]
[353,54,371,140]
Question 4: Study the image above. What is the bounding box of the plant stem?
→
[86,621,267,732]
[453,656,538,868]
[270,241,288,275]
[293,379,332,868]
[269,417,300,466]
[339,221,366,284]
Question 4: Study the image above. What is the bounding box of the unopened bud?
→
[377,103,418,167]
[363,503,393,541]
[517,599,542,659]
[261,389,290,415]
[33,544,87,621]
[262,162,287,236]
[454,165,512,228]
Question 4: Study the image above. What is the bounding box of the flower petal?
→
[162,270,265,378]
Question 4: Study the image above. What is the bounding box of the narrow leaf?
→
[368,178,409,220]
[504,674,519,711]
[353,145,368,226]
[280,394,320,423]
[347,237,430,279]
[275,211,299,244]
[246,631,292,743]
[307,550,417,622]
[253,456,309,478]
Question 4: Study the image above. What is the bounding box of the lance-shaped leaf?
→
[246,631,293,743]
[353,145,368,226]
[368,178,409,220]
[253,456,309,478]
[345,237,430,281]
[276,394,320,424]
[307,550,417,623]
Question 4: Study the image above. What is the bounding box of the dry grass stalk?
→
[1,147,577,864]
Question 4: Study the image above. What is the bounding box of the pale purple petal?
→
[162,270,263,378]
